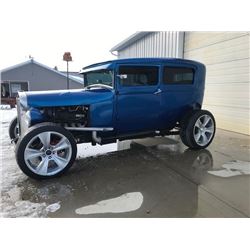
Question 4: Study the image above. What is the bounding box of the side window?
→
[163,67,194,84]
[118,66,159,86]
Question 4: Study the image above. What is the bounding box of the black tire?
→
[9,116,19,142]
[180,110,216,149]
[15,123,77,180]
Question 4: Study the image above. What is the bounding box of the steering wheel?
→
[85,84,113,90]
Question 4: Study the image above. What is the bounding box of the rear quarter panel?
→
[159,61,206,129]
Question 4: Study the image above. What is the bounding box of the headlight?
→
[23,111,31,126]
[18,92,28,109]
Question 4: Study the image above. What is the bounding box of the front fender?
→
[28,108,46,125]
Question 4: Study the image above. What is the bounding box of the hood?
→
[18,88,114,109]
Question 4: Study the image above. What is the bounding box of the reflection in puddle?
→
[75,192,143,215]
[208,160,250,178]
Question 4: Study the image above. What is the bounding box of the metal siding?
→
[184,32,250,135]
[117,32,184,59]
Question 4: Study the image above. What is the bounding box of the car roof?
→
[82,58,204,71]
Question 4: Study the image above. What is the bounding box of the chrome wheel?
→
[24,131,72,176]
[193,114,215,146]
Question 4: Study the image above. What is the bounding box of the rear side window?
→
[118,66,158,86]
[163,67,194,84]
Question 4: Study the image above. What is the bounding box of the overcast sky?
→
[0,0,137,72]
[1,0,248,73]
[0,30,133,72]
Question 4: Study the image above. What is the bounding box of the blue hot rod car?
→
[9,58,216,179]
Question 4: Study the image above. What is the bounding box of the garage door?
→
[184,32,250,135]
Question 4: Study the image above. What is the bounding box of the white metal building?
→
[110,32,250,135]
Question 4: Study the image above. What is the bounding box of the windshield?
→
[84,70,113,88]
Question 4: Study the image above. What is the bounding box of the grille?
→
[16,98,22,134]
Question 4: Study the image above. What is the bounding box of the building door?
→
[1,81,10,98]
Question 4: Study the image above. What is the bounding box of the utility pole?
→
[63,52,72,89]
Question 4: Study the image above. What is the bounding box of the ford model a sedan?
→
[9,58,216,179]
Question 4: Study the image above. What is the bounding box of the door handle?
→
[154,89,162,95]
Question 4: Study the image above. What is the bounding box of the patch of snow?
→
[0,109,49,218]
[46,202,61,213]
[0,108,17,123]
[75,192,143,215]
[5,186,22,202]
[0,105,11,110]
[208,160,250,178]
[0,200,47,218]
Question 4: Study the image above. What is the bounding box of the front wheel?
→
[15,123,77,179]
[180,110,216,149]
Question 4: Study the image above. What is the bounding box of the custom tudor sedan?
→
[9,58,216,179]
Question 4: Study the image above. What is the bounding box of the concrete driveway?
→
[1,109,249,217]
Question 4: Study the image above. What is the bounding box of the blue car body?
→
[17,58,206,142]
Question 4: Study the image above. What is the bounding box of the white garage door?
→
[184,32,250,135]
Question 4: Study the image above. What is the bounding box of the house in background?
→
[0,59,84,106]
[110,32,250,135]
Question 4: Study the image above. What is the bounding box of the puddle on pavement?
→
[1,109,250,217]
[208,160,250,178]
[75,192,143,215]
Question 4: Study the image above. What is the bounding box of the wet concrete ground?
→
[0,109,250,217]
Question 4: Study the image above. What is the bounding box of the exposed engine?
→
[44,106,89,127]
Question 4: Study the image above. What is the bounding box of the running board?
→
[65,127,113,131]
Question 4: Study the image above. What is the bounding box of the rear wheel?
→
[15,123,77,179]
[9,117,19,143]
[180,110,216,149]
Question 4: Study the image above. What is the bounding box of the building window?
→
[163,67,194,84]
[1,81,28,98]
[118,66,159,86]
[10,82,28,97]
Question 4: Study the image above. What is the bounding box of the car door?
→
[115,64,161,134]
[158,64,197,129]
